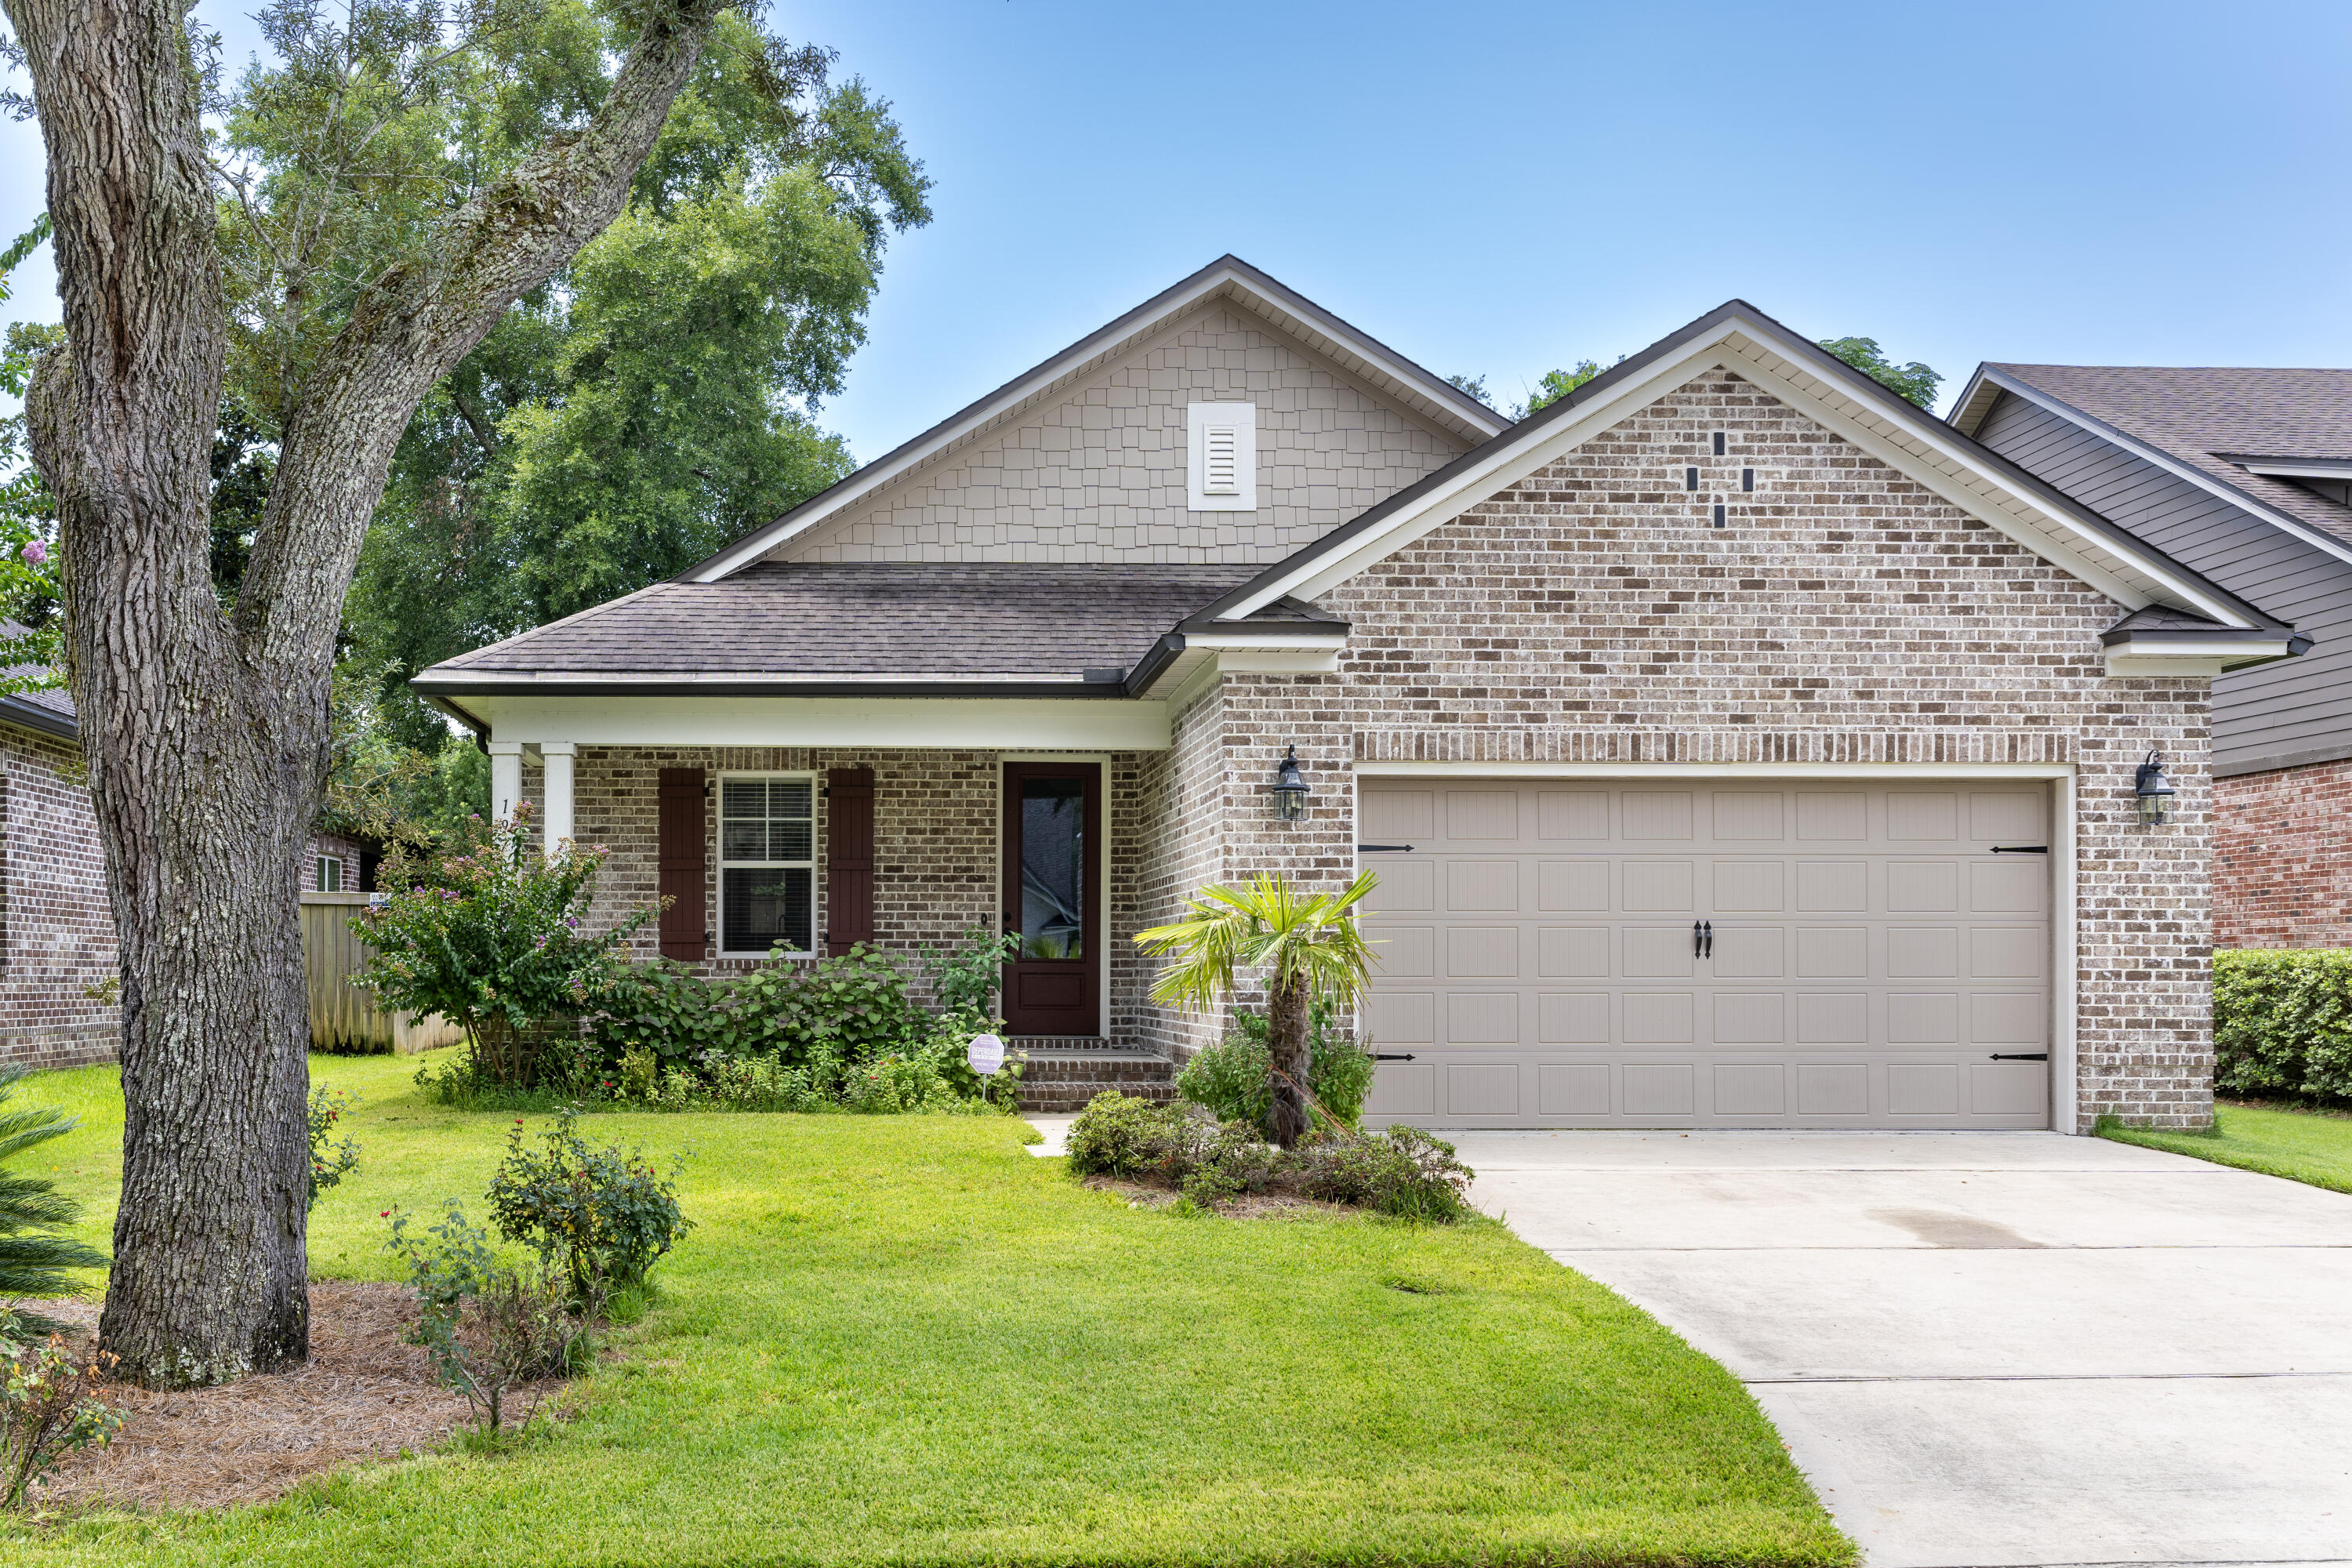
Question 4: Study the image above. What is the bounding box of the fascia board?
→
[1177,632,1348,653]
[1228,336,1735,614]
[1722,333,2249,630]
[0,695,76,741]
[2105,653,2228,677]
[2103,637,2295,659]
[1973,369,2352,574]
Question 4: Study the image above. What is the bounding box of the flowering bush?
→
[387,1203,593,1439]
[485,1106,691,1300]
[356,808,654,1088]
[0,1324,126,1510]
[307,1085,361,1211]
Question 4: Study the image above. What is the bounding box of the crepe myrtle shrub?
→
[357,807,655,1088]
[2213,949,2352,1103]
[0,1323,127,1511]
[387,1203,597,1440]
[485,1106,691,1301]
[1177,1000,1377,1132]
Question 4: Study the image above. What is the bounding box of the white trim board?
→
[474,695,1171,750]
[1217,311,2269,631]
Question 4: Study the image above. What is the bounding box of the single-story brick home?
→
[415,257,2310,1131]
[2,626,364,1066]
[1951,367,2352,950]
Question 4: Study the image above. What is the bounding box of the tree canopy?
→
[1818,336,1943,409]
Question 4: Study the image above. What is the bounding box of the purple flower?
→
[19,539,45,567]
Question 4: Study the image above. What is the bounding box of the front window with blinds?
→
[719,775,815,956]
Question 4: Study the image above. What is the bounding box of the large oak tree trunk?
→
[8,0,724,1386]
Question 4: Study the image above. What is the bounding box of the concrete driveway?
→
[1454,1130,2352,1568]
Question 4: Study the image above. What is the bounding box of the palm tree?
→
[0,1070,108,1338]
[1136,871,1379,1148]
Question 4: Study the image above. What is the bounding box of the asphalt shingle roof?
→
[1990,365,2352,551]
[426,562,1297,681]
[0,619,73,734]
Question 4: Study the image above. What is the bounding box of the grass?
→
[2097,1099,2352,1195]
[2,1051,1853,1566]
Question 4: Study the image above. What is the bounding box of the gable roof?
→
[1190,299,2296,651]
[679,256,1512,583]
[1950,364,2352,564]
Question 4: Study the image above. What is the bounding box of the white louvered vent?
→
[1186,401,1257,512]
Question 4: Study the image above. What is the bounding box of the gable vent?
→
[1203,426,1241,495]
[1187,401,1258,512]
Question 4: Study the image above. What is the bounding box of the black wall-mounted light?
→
[2135,749,2177,826]
[1271,746,1309,822]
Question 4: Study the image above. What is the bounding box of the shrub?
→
[1301,1127,1475,1222]
[485,1107,692,1300]
[921,927,1022,1015]
[2215,949,2352,1102]
[0,1327,126,1509]
[0,1072,108,1333]
[389,1203,596,1438]
[357,809,654,1088]
[1178,1002,1377,1130]
[307,1085,361,1212]
[1064,1093,1185,1178]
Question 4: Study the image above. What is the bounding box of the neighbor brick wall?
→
[2212,756,2352,949]
[1180,368,2216,1129]
[777,302,1468,565]
[1,724,118,1068]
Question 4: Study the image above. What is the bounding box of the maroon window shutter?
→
[656,768,708,961]
[826,766,876,956]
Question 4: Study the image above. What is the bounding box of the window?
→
[316,855,342,892]
[1186,401,1257,511]
[720,775,815,956]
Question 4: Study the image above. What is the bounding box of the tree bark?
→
[8,0,724,1386]
[1266,973,1312,1149]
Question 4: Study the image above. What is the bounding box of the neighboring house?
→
[1950,368,2351,951]
[1,626,365,1066]
[416,257,2303,1131]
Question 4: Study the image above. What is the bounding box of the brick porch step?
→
[1012,1048,1178,1113]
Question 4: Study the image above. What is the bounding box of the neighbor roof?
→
[1950,365,2352,558]
[680,256,1514,583]
[0,620,73,739]
[413,564,1340,699]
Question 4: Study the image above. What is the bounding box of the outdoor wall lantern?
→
[1271,746,1310,822]
[2135,749,2177,826]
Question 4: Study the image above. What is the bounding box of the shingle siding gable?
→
[771,302,1469,565]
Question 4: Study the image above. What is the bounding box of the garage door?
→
[1357,781,2052,1129]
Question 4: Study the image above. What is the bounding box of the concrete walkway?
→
[1454,1130,2352,1567]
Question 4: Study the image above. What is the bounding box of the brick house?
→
[1951,368,2352,950]
[2,627,367,1067]
[416,259,2306,1131]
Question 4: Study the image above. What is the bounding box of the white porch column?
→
[488,741,523,824]
[540,742,576,854]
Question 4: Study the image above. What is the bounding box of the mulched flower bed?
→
[24,1282,481,1512]
[1080,1173,1355,1221]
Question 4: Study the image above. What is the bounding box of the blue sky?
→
[4,0,2348,453]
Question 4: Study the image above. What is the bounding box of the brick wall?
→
[2213,756,2352,949]
[778,302,1468,565]
[1,724,118,1068]
[1182,369,2216,1128]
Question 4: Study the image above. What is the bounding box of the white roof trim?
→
[1954,368,2352,573]
[1218,310,2265,629]
[684,260,1510,584]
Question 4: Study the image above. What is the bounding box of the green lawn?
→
[2099,1100,2352,1195]
[4,1052,1851,1566]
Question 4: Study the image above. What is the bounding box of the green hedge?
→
[2215,949,2352,1102]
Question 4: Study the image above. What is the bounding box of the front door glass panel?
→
[1019,777,1085,960]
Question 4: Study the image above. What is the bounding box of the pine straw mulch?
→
[21,1281,508,1513]
[1081,1172,1356,1221]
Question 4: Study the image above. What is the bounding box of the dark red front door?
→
[1001,761,1100,1036]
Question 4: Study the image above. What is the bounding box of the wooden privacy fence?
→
[300,892,463,1054]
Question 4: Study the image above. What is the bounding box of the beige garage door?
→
[1357,780,2053,1129]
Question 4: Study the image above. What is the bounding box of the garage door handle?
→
[1372,1053,1416,1062]
[1991,845,2048,854]
[1989,1052,2049,1061]
[1693,920,1712,958]
[1358,843,1415,853]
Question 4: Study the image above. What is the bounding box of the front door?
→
[1001,762,1101,1036]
